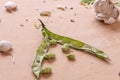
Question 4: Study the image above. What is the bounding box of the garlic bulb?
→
[93,0,119,24]
[4,1,17,11]
[0,40,12,52]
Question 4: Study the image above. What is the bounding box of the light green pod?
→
[32,32,50,78]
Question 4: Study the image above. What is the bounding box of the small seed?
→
[50,39,57,45]
[44,52,55,60]
[61,44,70,52]
[41,67,52,74]
[66,54,75,60]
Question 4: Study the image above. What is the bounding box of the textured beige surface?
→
[0,0,120,80]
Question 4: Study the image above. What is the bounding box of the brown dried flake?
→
[40,11,51,16]
[19,24,24,27]
[70,19,75,22]
[25,18,28,21]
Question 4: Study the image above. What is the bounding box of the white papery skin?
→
[4,1,17,11]
[93,0,119,24]
[0,40,12,52]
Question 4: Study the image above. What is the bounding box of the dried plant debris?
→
[115,2,120,7]
[19,24,24,27]
[70,7,73,10]
[70,19,75,22]
[40,11,51,16]
[43,0,46,3]
[74,13,77,16]
[25,18,28,21]
[57,5,66,10]
[80,0,94,9]
[80,0,94,5]
[34,23,40,29]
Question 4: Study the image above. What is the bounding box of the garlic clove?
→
[104,17,116,24]
[0,40,12,52]
[4,1,17,11]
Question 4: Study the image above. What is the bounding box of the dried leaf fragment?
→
[40,11,51,16]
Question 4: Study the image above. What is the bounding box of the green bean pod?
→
[32,33,50,78]
[38,19,110,61]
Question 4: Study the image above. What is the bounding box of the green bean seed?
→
[50,39,57,45]
[41,67,52,74]
[44,52,55,60]
[61,43,70,52]
[66,54,75,60]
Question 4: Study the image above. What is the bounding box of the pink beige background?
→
[0,0,120,80]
